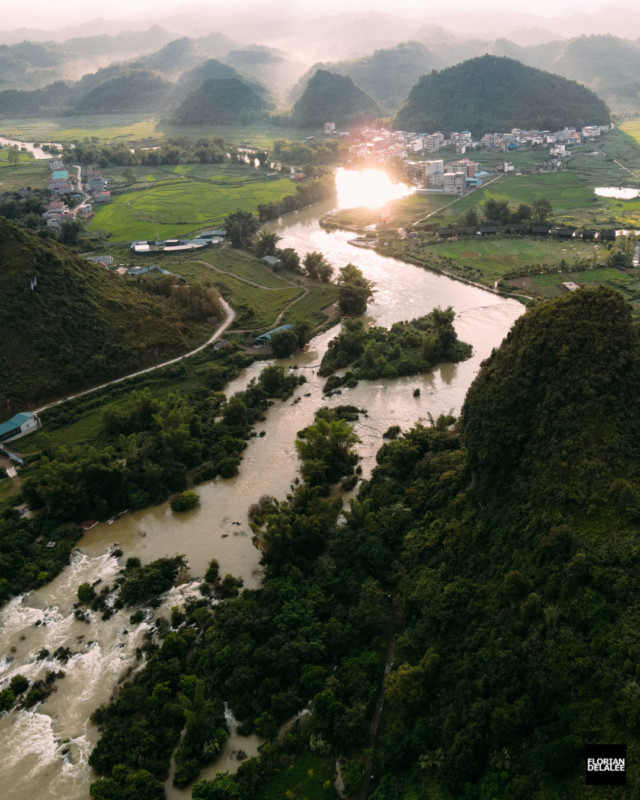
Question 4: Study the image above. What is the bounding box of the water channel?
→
[0,168,525,800]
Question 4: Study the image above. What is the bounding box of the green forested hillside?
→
[292,69,382,127]
[366,287,640,798]
[393,54,611,134]
[168,77,269,125]
[0,219,221,410]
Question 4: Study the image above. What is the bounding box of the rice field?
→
[0,115,315,148]
[90,165,297,240]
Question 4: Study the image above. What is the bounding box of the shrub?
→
[171,491,200,513]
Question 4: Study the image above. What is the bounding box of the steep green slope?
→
[365,287,640,798]
[292,69,382,127]
[0,219,216,411]
[168,77,269,125]
[393,54,610,134]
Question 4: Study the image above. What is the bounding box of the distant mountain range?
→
[291,34,640,117]
[0,26,635,125]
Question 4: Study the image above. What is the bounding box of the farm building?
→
[255,324,294,346]
[0,412,40,443]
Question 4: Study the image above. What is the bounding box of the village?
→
[344,122,611,196]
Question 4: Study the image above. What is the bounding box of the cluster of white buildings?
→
[348,123,610,165]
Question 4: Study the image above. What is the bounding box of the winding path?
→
[33,298,236,414]
[191,257,310,330]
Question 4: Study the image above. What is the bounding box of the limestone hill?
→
[393,54,610,135]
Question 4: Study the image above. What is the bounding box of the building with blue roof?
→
[255,324,294,346]
[0,412,40,443]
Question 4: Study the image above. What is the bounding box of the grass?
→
[0,116,316,148]
[257,752,339,800]
[193,248,295,289]
[90,165,297,241]
[510,266,640,304]
[0,160,49,191]
[212,273,301,330]
[422,237,608,282]
[282,284,339,325]
[0,477,17,503]
[0,115,159,143]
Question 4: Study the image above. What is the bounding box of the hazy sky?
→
[2,0,634,32]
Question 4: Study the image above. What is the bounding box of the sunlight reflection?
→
[335,167,414,210]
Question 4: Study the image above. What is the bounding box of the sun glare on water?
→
[335,167,414,210]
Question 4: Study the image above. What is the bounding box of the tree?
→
[7,148,19,167]
[337,264,376,316]
[59,219,83,245]
[225,209,259,249]
[460,208,478,227]
[295,416,360,485]
[254,231,280,257]
[293,317,315,348]
[122,166,135,186]
[304,250,331,280]
[276,247,301,272]
[532,198,553,221]
[269,328,299,357]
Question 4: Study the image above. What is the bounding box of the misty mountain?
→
[289,42,444,113]
[169,59,274,110]
[196,31,238,59]
[128,37,210,80]
[167,78,270,125]
[0,26,176,91]
[521,34,640,110]
[74,70,172,113]
[292,69,382,127]
[221,46,307,97]
[393,55,610,135]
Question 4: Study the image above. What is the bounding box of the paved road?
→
[33,298,236,414]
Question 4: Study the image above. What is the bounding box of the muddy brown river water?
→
[0,169,524,799]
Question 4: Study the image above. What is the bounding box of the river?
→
[0,168,524,800]
[0,136,61,160]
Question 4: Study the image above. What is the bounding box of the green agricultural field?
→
[423,237,608,282]
[282,283,339,325]
[191,248,295,289]
[0,115,158,143]
[508,266,640,311]
[90,166,297,241]
[0,159,49,191]
[211,272,301,330]
[0,116,316,148]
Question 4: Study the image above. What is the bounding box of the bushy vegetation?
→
[21,365,301,525]
[319,308,472,391]
[0,510,80,603]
